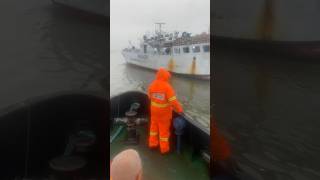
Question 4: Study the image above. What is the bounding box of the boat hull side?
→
[52,0,107,17]
[213,0,320,42]
[121,50,210,77]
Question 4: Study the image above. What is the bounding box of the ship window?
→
[203,45,210,52]
[183,47,189,53]
[192,46,200,53]
[165,48,171,55]
[174,47,180,54]
[144,45,147,53]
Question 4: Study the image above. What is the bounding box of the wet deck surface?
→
[110,125,209,180]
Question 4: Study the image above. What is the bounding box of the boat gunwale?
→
[110,91,210,135]
[51,0,108,18]
[121,55,211,80]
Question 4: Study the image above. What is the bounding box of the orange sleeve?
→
[166,84,183,113]
[147,85,151,99]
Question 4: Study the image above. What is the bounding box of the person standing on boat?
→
[148,67,184,154]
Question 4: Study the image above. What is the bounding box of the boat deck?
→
[110,125,209,180]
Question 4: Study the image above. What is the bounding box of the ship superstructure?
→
[122,23,210,78]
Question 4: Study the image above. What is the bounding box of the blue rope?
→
[110,126,124,143]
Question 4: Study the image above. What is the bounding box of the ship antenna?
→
[155,22,165,46]
[155,22,165,35]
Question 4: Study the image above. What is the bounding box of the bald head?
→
[110,149,142,180]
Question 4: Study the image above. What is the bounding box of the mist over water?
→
[110,0,210,51]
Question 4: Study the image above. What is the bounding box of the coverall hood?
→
[156,67,171,81]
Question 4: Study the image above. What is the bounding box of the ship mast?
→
[155,22,165,35]
[154,22,165,50]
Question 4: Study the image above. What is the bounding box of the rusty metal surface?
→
[213,0,320,42]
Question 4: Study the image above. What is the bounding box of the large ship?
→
[51,0,108,17]
[213,0,320,43]
[122,23,210,78]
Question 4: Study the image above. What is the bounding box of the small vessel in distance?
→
[122,23,210,79]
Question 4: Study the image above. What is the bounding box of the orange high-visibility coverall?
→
[148,68,183,154]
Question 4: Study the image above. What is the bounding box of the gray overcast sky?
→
[110,0,210,51]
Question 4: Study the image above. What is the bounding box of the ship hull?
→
[213,0,320,42]
[52,0,107,17]
[122,50,210,78]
